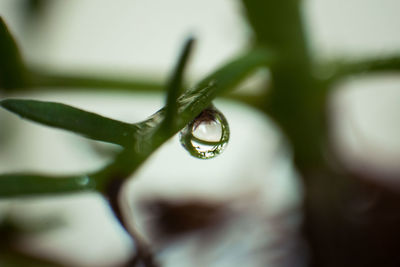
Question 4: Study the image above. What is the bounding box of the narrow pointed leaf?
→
[0,99,137,146]
[163,37,195,131]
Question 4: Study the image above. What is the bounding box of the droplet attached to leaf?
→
[179,106,229,159]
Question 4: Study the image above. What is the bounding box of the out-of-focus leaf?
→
[0,99,137,146]
[23,0,50,19]
[0,17,29,90]
[0,174,95,198]
[0,249,65,267]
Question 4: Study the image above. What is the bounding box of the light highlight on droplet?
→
[179,106,229,159]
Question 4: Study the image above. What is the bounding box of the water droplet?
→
[179,106,229,159]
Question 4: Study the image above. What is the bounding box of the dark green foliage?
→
[0,99,137,146]
[163,37,195,132]
[0,17,30,90]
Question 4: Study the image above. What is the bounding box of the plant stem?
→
[28,68,267,110]
[242,2,400,267]
[241,0,325,169]
[330,56,400,81]
[29,69,165,93]
[0,174,95,198]
[241,1,328,266]
[105,178,158,267]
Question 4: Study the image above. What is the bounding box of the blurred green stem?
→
[13,68,266,110]
[0,174,95,198]
[29,69,165,93]
[242,0,325,169]
[330,56,400,81]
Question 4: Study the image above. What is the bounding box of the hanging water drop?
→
[179,106,229,159]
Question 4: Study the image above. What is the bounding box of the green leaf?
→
[0,17,30,90]
[0,99,137,146]
[163,37,195,132]
[0,174,95,198]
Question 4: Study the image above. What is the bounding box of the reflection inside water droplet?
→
[192,120,222,142]
[179,106,229,159]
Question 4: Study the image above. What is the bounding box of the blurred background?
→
[0,0,400,266]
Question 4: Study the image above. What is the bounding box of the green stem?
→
[330,56,400,81]
[0,174,95,198]
[28,68,267,108]
[29,69,164,92]
[242,0,325,169]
